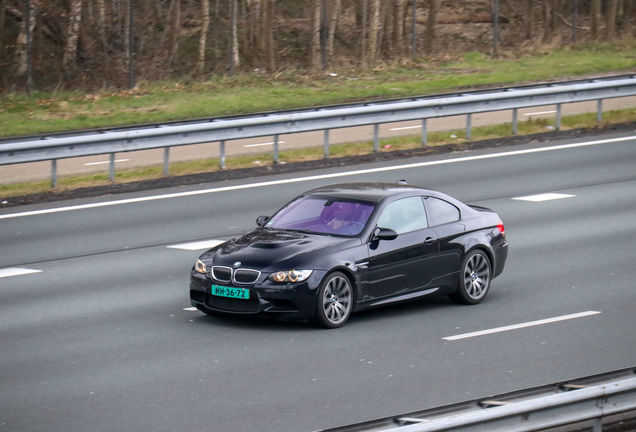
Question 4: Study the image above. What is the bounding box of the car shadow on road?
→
[188,295,457,331]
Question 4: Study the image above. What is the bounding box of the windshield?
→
[266,196,376,236]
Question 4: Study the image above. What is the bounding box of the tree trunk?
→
[605,0,618,40]
[0,0,5,81]
[393,0,406,57]
[168,0,182,71]
[424,0,438,56]
[360,0,367,65]
[250,0,261,48]
[198,0,210,74]
[63,0,83,70]
[265,0,275,71]
[96,0,107,53]
[368,0,380,63]
[590,0,602,40]
[230,0,240,69]
[16,0,38,77]
[310,0,321,69]
[327,0,341,59]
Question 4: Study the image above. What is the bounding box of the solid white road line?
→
[524,110,557,116]
[1,134,634,221]
[390,125,421,131]
[513,193,575,202]
[244,140,287,148]
[84,159,130,166]
[443,311,601,341]
[0,268,42,278]
[167,240,225,250]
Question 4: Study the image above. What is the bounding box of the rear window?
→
[425,197,460,226]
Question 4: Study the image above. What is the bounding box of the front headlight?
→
[194,259,208,274]
[268,270,313,283]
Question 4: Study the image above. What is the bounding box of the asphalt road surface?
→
[1,130,636,432]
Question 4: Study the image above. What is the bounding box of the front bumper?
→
[189,270,326,320]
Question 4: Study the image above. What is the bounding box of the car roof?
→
[304,182,442,203]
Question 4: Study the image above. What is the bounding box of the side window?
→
[425,197,460,226]
[376,197,428,234]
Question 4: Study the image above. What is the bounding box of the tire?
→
[312,272,353,329]
[450,250,492,305]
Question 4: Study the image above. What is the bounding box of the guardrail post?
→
[220,140,226,169]
[109,153,115,182]
[273,134,279,164]
[421,119,428,146]
[323,129,330,159]
[373,124,379,153]
[466,114,472,139]
[556,104,562,130]
[163,147,170,176]
[597,100,603,123]
[512,108,518,135]
[51,159,58,188]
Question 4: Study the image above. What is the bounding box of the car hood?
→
[211,228,357,270]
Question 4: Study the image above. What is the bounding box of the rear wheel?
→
[313,272,353,328]
[450,250,492,305]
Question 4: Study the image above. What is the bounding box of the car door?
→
[424,196,464,281]
[364,196,440,301]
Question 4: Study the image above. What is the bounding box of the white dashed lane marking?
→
[443,311,601,341]
[167,240,225,251]
[513,193,575,202]
[0,268,42,278]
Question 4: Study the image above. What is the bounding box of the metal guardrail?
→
[2,75,636,186]
[317,367,636,432]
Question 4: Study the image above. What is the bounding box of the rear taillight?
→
[496,220,505,236]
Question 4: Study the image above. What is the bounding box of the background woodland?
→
[1,0,634,92]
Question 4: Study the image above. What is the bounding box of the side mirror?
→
[256,215,270,227]
[372,227,398,241]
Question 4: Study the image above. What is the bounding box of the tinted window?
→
[425,197,460,226]
[376,197,428,234]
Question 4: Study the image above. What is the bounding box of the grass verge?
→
[1,44,635,138]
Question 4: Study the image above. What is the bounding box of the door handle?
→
[424,237,437,245]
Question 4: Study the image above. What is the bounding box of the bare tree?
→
[168,0,182,70]
[63,0,83,70]
[327,0,341,59]
[606,0,618,40]
[0,0,6,74]
[16,0,38,77]
[264,0,275,71]
[198,0,210,74]
[424,0,438,56]
[230,0,240,70]
[368,0,380,62]
[590,0,602,39]
[310,0,321,69]
[393,0,406,56]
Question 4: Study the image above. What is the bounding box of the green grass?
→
[2,108,633,199]
[1,44,635,138]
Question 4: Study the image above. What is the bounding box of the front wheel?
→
[450,250,492,305]
[312,272,353,329]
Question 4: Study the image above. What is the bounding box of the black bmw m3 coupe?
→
[190,182,508,328]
